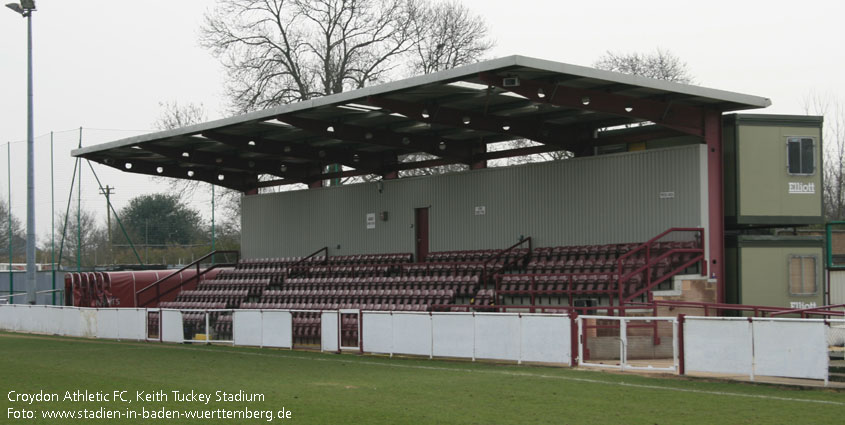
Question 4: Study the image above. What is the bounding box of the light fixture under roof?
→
[280,164,287,172]
[401,137,411,145]
[353,153,360,163]
[248,140,256,146]
[581,96,591,106]
[624,106,634,113]
[462,116,471,125]
[215,158,223,164]
[537,88,546,99]
[217,174,225,181]
[283,146,292,153]
[365,132,373,140]
[182,151,190,157]
[124,162,132,169]
[156,166,164,174]
[326,126,335,133]
[438,141,447,151]
[421,109,430,119]
[187,170,195,177]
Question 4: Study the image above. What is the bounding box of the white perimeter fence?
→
[0,305,840,385]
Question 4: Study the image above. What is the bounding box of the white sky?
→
[1,0,843,245]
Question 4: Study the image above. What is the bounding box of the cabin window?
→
[787,137,815,175]
[788,255,817,295]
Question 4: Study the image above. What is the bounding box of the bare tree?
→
[0,198,26,262]
[202,0,424,113]
[804,91,845,220]
[154,101,207,131]
[593,48,695,84]
[153,101,209,198]
[55,206,107,268]
[409,0,492,74]
[152,101,244,244]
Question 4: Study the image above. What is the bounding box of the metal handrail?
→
[135,250,240,308]
[616,228,705,306]
[286,247,328,277]
[635,300,845,318]
[483,237,532,282]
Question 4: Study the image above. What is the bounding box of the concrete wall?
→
[242,145,704,258]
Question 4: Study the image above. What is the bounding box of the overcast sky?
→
[1,0,843,246]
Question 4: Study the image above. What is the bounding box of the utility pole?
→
[99,185,114,264]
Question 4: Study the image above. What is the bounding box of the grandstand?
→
[40,55,843,383]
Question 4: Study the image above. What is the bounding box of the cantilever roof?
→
[73,55,771,192]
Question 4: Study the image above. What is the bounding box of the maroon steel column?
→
[704,110,725,303]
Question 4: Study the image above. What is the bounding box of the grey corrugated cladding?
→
[241,146,703,258]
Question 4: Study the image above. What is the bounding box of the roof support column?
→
[471,142,487,170]
[704,109,725,303]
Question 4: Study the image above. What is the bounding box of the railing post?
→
[677,314,686,375]
[529,277,535,313]
[570,311,579,367]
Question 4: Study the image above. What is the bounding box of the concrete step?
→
[828,372,845,382]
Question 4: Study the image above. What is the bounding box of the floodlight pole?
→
[5,2,39,304]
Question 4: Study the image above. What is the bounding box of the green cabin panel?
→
[727,236,824,309]
[723,114,823,227]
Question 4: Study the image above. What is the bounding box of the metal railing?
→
[286,247,328,278]
[617,228,705,306]
[135,250,239,308]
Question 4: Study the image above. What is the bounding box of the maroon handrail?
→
[636,300,845,318]
[617,228,705,307]
[135,250,239,308]
[483,237,532,282]
[286,247,329,277]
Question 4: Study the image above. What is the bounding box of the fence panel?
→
[11,305,28,332]
[475,314,521,361]
[753,320,828,380]
[392,313,431,357]
[96,309,120,339]
[684,318,752,376]
[262,311,293,348]
[520,315,570,364]
[161,310,183,343]
[431,313,474,359]
[233,310,263,346]
[0,305,12,331]
[362,312,392,354]
[321,311,338,352]
[96,309,119,339]
[117,309,147,340]
[79,308,99,338]
[29,306,49,334]
[62,307,82,337]
[43,307,63,335]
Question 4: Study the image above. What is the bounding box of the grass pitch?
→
[0,332,842,424]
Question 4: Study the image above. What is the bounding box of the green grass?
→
[0,332,842,424]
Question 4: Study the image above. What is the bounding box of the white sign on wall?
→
[788,182,815,194]
[659,191,675,199]
[366,213,376,229]
[474,206,486,216]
